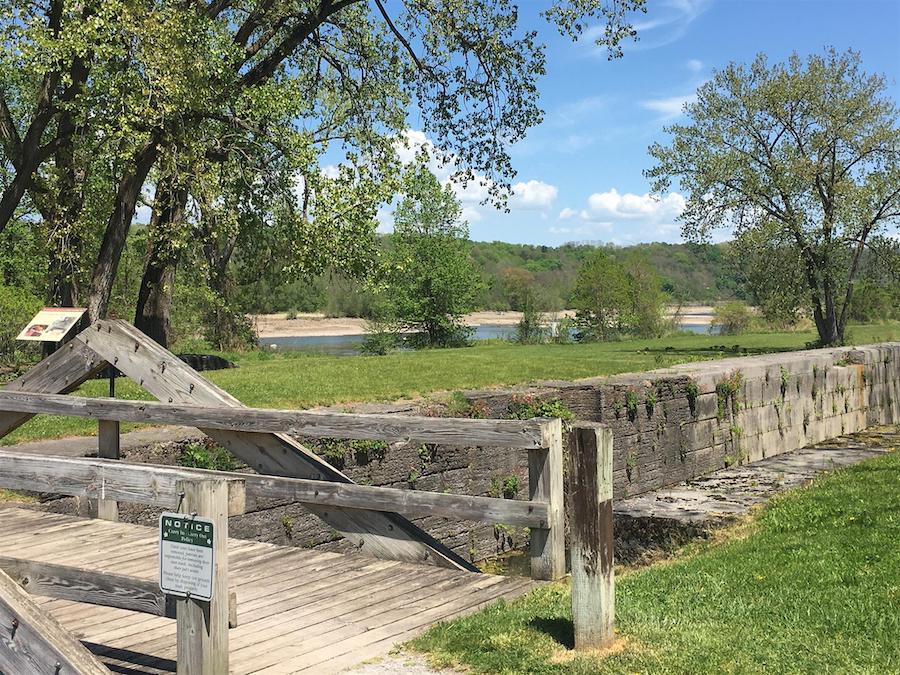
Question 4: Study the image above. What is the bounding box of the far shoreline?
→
[252,307,716,339]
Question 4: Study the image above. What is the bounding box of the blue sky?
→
[414,0,900,246]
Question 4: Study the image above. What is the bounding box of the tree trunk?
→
[87,140,159,321]
[134,177,189,346]
[134,177,189,348]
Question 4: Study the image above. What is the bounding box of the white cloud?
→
[641,94,696,120]
[686,58,703,73]
[552,188,687,243]
[509,180,558,210]
[586,188,685,220]
[461,206,483,223]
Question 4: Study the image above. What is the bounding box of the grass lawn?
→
[3,322,899,445]
[411,447,900,674]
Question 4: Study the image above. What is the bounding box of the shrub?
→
[0,284,42,365]
[513,304,546,344]
[506,394,574,422]
[360,319,401,356]
[711,301,753,335]
[178,443,239,471]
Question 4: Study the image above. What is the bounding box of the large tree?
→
[0,0,648,340]
[647,49,900,346]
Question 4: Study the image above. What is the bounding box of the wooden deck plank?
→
[0,506,537,674]
[246,575,529,673]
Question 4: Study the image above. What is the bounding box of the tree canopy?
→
[0,0,647,349]
[647,48,900,345]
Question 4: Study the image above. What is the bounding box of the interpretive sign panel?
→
[16,307,86,342]
[159,512,215,601]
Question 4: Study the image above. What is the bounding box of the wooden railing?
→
[0,399,620,667]
[0,388,566,581]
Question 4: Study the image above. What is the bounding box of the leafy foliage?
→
[571,249,667,340]
[711,302,754,335]
[648,49,900,345]
[178,443,239,472]
[0,284,42,364]
[377,164,482,348]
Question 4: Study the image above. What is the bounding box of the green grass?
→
[3,322,898,446]
[411,448,900,673]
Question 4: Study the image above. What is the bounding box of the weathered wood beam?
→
[0,450,549,528]
[529,418,566,581]
[0,556,239,628]
[76,320,480,572]
[0,389,548,449]
[0,450,247,516]
[0,567,110,675]
[567,423,615,650]
[0,339,109,439]
[96,418,120,521]
[0,556,170,618]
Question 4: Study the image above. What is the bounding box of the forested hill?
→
[238,240,746,316]
[471,240,744,311]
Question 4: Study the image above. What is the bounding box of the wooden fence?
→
[0,319,617,665]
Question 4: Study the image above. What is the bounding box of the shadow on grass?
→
[528,617,574,649]
[626,344,799,358]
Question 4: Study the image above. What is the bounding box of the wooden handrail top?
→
[0,390,552,449]
[0,557,238,628]
[0,450,551,529]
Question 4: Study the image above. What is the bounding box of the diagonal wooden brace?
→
[74,320,477,572]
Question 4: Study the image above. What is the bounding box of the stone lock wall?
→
[95,343,899,563]
[228,342,898,562]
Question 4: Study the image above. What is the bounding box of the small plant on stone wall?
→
[685,378,700,416]
[716,370,744,419]
[282,516,295,539]
[315,438,389,469]
[352,440,389,465]
[178,442,238,471]
[489,474,520,500]
[780,366,790,399]
[644,388,657,417]
[446,391,490,419]
[625,452,637,481]
[625,388,639,422]
[506,394,575,422]
[612,397,624,419]
[407,468,421,488]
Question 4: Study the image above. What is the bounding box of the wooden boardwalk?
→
[0,506,536,674]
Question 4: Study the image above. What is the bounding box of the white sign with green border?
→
[159,512,215,601]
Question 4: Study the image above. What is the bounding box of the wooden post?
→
[97,418,120,521]
[529,418,566,581]
[567,423,615,650]
[174,478,230,675]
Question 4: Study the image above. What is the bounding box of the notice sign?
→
[17,307,86,342]
[159,513,215,601]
